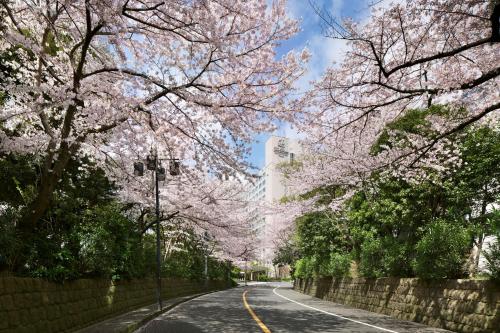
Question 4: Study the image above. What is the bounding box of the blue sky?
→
[246,0,377,169]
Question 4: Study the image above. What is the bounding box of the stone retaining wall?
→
[294,277,499,333]
[0,276,231,333]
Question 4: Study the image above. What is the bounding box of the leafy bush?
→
[358,235,385,278]
[257,274,270,282]
[327,252,351,277]
[316,256,330,277]
[413,220,469,279]
[163,249,204,280]
[0,153,238,282]
[287,125,499,281]
[294,257,314,279]
[78,203,148,278]
[484,217,500,282]
[295,211,349,266]
[294,258,306,279]
[484,239,500,282]
[0,208,23,272]
[382,239,413,277]
[162,237,231,281]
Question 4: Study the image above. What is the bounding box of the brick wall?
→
[0,277,231,333]
[294,277,500,333]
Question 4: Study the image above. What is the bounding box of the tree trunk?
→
[469,196,489,277]
[17,176,57,232]
[473,233,485,275]
[17,143,76,232]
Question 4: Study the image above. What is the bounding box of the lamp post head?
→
[157,166,166,181]
[146,154,156,171]
[134,162,144,176]
[169,160,180,176]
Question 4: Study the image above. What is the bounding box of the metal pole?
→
[244,259,247,286]
[204,254,208,289]
[155,154,163,311]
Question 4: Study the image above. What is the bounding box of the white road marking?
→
[272,287,399,333]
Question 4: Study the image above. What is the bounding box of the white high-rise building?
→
[246,136,302,276]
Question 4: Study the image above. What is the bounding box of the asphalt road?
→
[136,282,453,333]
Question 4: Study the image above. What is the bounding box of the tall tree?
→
[283,0,499,210]
[308,0,499,154]
[0,0,307,231]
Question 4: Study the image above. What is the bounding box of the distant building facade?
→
[246,136,302,277]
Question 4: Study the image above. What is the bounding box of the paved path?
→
[135,282,454,333]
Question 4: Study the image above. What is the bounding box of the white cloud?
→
[311,34,349,67]
[274,0,400,139]
[288,0,401,93]
[293,35,349,94]
[286,0,320,23]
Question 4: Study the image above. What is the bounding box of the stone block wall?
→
[0,277,231,333]
[294,277,500,333]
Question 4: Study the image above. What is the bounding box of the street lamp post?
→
[153,157,162,311]
[134,148,180,311]
[226,260,231,285]
[244,258,248,286]
[204,254,208,287]
[203,231,211,290]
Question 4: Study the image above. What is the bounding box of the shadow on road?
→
[136,288,259,333]
[135,284,451,333]
[136,319,204,333]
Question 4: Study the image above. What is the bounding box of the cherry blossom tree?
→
[0,0,308,232]
[106,145,258,260]
[310,0,499,139]
[284,0,499,209]
[166,177,257,260]
[261,1,500,251]
[142,176,258,262]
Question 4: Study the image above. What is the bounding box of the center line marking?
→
[273,287,399,333]
[243,289,272,333]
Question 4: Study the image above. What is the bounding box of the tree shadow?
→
[136,320,204,333]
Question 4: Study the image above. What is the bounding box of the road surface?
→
[136,282,452,333]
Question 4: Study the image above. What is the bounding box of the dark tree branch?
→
[141,210,180,235]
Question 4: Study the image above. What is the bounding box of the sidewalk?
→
[74,292,211,333]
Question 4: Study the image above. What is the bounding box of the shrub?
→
[356,235,412,278]
[413,220,469,279]
[317,256,331,277]
[293,259,305,279]
[382,239,413,277]
[257,274,270,282]
[294,257,314,279]
[0,208,23,272]
[327,252,351,277]
[77,203,150,279]
[484,238,500,282]
[358,235,385,278]
[484,215,500,282]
